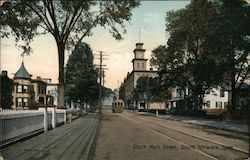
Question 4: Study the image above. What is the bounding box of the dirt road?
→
[92,108,248,160]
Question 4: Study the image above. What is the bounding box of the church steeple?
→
[132,42,147,71]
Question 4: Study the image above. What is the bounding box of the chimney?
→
[2,70,7,76]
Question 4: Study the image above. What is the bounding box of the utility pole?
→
[102,69,105,86]
[95,51,108,115]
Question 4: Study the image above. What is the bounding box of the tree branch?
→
[235,61,246,83]
[44,0,60,40]
[61,12,70,35]
[25,2,54,35]
[77,11,106,43]
[237,65,250,90]
[61,3,83,37]
[63,6,85,43]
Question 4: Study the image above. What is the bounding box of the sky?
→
[0,1,190,90]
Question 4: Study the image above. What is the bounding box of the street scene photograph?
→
[0,0,249,160]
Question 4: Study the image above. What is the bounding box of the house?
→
[223,82,250,109]
[168,87,229,110]
[167,87,187,110]
[11,61,54,110]
[203,88,229,110]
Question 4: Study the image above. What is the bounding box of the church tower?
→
[132,43,147,71]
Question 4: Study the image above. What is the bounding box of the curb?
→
[138,112,249,135]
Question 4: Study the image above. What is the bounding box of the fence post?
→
[44,107,48,132]
[51,107,56,129]
[64,110,67,124]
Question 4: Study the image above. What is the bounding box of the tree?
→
[65,42,99,107]
[1,74,13,109]
[208,0,250,112]
[162,0,225,109]
[0,0,140,107]
[102,86,113,98]
[134,76,168,105]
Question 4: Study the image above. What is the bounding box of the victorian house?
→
[11,61,54,110]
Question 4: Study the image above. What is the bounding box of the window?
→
[141,63,144,69]
[17,98,22,107]
[17,85,22,93]
[39,97,45,104]
[23,98,28,106]
[39,85,46,94]
[216,102,222,109]
[23,85,28,93]
[206,101,210,108]
[137,63,140,69]
[220,90,225,97]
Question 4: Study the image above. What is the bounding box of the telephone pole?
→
[95,51,108,115]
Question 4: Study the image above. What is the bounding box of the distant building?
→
[168,87,229,110]
[11,61,54,110]
[113,88,119,101]
[102,94,114,107]
[119,42,158,109]
[203,88,229,109]
[47,83,58,106]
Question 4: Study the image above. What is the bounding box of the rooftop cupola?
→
[14,61,32,79]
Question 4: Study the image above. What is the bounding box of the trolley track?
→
[122,112,249,160]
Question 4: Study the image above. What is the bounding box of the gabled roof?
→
[14,62,32,79]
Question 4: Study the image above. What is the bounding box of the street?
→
[93,108,248,160]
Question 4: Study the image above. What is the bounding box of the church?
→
[119,42,162,109]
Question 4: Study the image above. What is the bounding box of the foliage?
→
[65,42,99,105]
[167,0,226,109]
[102,86,114,98]
[134,76,169,103]
[207,0,250,111]
[151,0,248,110]
[0,0,140,107]
[1,75,13,109]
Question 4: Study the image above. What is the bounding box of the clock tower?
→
[132,43,147,71]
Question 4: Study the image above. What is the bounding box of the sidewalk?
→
[138,112,249,134]
[0,113,100,160]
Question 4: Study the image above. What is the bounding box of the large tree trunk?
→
[231,74,236,111]
[57,42,65,108]
[230,52,236,112]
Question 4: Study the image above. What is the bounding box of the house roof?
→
[14,62,32,79]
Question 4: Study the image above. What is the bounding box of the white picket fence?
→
[0,108,83,147]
